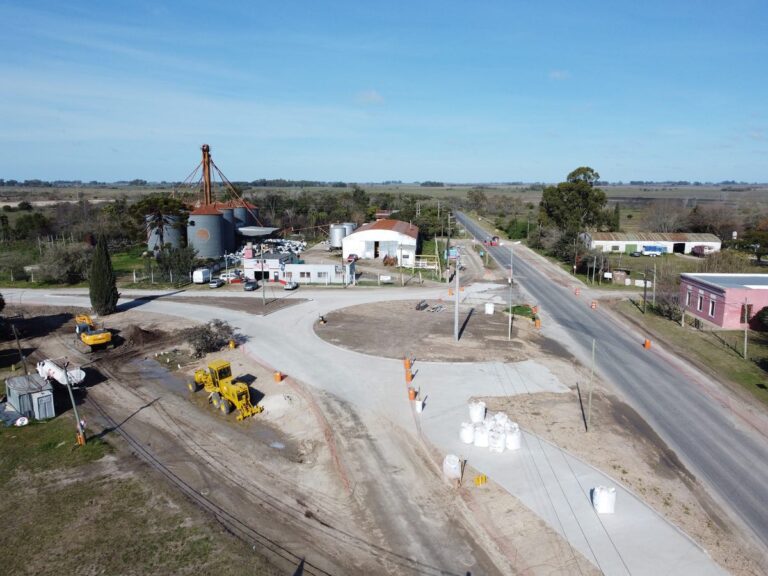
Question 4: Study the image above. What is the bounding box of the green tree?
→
[755,306,768,331]
[467,188,488,213]
[539,166,607,236]
[612,203,621,232]
[155,246,198,283]
[13,212,53,239]
[40,244,92,284]
[0,292,5,314]
[89,235,119,315]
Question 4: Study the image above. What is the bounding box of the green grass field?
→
[615,300,768,404]
[0,410,279,575]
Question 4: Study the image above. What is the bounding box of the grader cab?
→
[74,314,113,352]
[189,359,262,421]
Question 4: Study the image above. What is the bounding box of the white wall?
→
[342,230,417,265]
[589,239,721,255]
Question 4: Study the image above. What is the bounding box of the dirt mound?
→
[122,325,161,347]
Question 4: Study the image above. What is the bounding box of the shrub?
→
[183,320,236,358]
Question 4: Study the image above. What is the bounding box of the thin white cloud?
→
[357,89,385,105]
[548,69,570,81]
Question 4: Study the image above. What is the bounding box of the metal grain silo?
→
[233,204,248,228]
[329,224,347,248]
[342,222,357,236]
[146,214,182,251]
[187,206,223,259]
[220,207,236,252]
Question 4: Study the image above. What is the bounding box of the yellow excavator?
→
[74,314,113,352]
[189,359,263,420]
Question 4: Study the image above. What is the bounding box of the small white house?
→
[243,252,297,282]
[342,219,419,266]
[284,263,355,285]
[580,232,721,255]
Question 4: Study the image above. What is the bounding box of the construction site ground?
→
[1,275,764,574]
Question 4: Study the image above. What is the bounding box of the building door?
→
[673,243,685,253]
[273,271,279,281]
[374,241,380,258]
[626,244,637,254]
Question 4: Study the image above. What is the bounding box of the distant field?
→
[2,182,767,205]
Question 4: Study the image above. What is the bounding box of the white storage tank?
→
[342,222,357,236]
[329,224,347,248]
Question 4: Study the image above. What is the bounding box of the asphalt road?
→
[456,211,768,554]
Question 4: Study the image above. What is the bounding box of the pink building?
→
[679,273,768,329]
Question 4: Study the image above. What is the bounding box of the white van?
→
[192,268,211,284]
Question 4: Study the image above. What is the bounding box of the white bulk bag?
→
[468,401,486,424]
[505,424,521,451]
[442,454,462,480]
[488,431,506,453]
[473,425,489,448]
[592,486,616,514]
[459,422,475,444]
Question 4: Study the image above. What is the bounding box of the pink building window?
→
[686,291,691,306]
[697,295,703,311]
[708,299,715,317]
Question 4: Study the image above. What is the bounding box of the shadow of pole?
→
[93,397,160,440]
[458,307,475,340]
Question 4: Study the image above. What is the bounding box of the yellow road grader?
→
[188,359,263,420]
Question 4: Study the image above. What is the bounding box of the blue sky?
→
[1,1,766,182]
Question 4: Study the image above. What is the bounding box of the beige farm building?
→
[581,232,722,255]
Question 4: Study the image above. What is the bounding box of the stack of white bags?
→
[461,401,522,453]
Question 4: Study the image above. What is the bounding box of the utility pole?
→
[592,255,597,284]
[587,339,596,431]
[508,246,513,341]
[454,258,460,341]
[261,244,266,307]
[643,267,648,314]
[64,360,86,446]
[652,261,656,307]
[11,325,28,376]
[446,213,454,284]
[744,298,749,359]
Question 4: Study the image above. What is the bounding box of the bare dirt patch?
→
[317,298,571,362]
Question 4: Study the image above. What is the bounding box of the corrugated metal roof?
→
[589,232,721,242]
[681,273,768,290]
[350,219,419,239]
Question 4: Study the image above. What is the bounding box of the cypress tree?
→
[612,203,621,232]
[89,235,119,315]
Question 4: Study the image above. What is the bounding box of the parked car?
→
[243,280,258,291]
[283,281,299,291]
[346,254,358,263]
[219,271,241,282]
[691,245,714,257]
[209,278,225,288]
[629,251,642,257]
